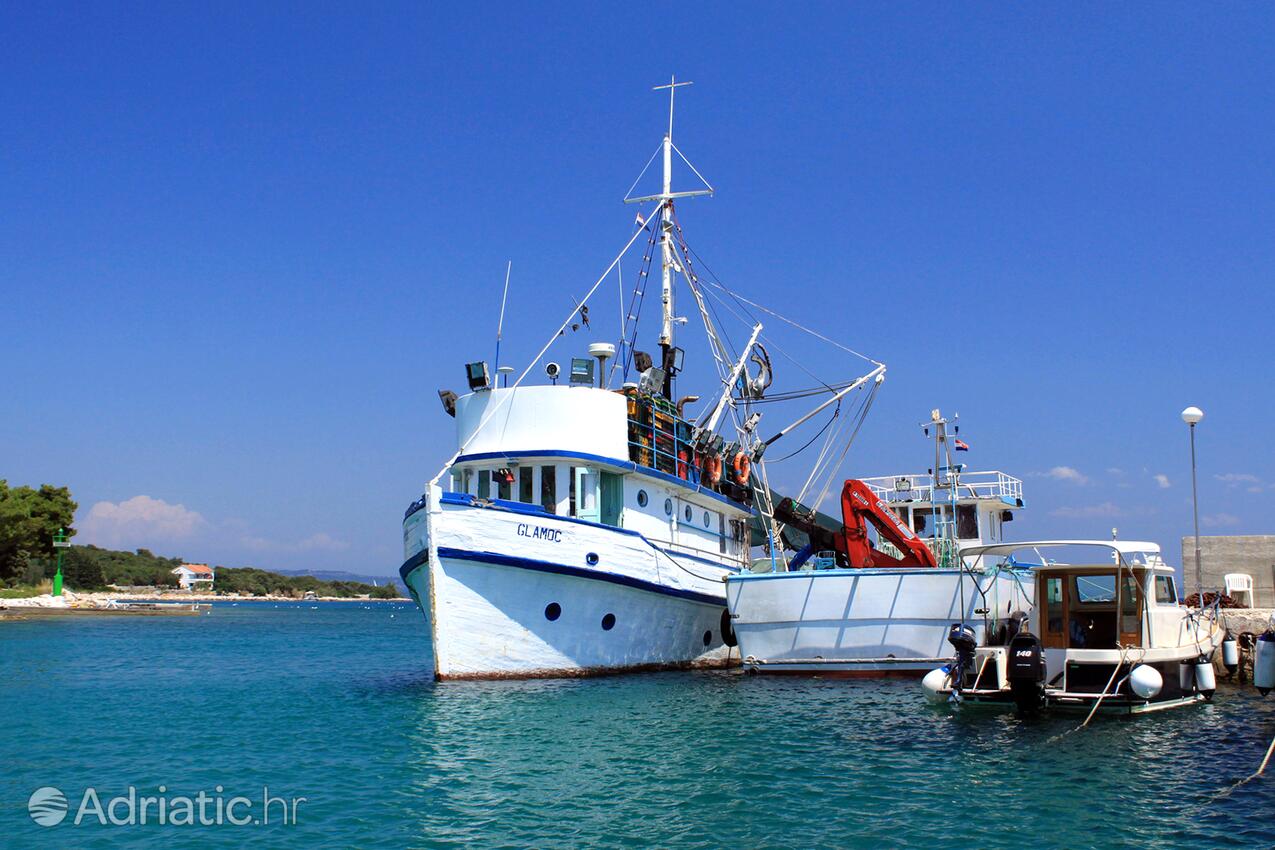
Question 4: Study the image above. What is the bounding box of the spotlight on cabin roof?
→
[466,361,491,392]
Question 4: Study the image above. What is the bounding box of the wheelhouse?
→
[428,382,754,568]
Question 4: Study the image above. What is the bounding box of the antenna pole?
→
[494,260,512,376]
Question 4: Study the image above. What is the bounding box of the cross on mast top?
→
[653,75,693,146]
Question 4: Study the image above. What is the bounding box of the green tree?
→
[61,548,106,590]
[0,481,77,582]
[371,582,401,600]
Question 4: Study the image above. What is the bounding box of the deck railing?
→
[859,470,1023,504]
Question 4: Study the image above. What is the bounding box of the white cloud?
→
[1203,513,1241,528]
[1050,501,1125,519]
[1215,473,1261,486]
[298,533,349,552]
[1153,474,1171,489]
[241,532,349,553]
[80,496,207,548]
[1046,466,1089,485]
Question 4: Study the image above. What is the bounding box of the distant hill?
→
[273,568,408,595]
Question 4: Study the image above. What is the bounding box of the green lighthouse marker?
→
[52,527,70,596]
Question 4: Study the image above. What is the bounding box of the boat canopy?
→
[960,540,1173,572]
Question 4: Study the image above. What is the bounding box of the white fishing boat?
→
[400,79,887,679]
[725,411,1033,676]
[923,540,1224,714]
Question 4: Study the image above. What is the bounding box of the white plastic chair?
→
[1224,573,1254,607]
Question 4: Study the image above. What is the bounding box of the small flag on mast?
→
[635,211,646,228]
[954,439,970,452]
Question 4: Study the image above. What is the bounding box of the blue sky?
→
[4,4,1273,575]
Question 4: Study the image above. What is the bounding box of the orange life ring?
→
[704,454,722,485]
[732,451,751,485]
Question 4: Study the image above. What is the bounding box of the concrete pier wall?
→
[1180,535,1275,607]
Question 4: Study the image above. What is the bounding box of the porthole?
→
[684,505,693,522]
[601,613,616,631]
[585,552,599,566]
[703,630,712,647]
[703,511,711,528]
[545,603,562,621]
[637,489,648,507]
[664,498,673,516]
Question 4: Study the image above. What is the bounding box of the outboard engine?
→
[1007,631,1046,715]
[946,623,978,693]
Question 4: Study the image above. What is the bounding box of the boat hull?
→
[402,488,738,680]
[725,567,1031,675]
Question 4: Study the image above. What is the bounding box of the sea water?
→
[3,602,1273,849]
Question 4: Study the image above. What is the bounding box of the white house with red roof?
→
[171,563,215,590]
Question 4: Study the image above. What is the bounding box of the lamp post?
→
[1181,406,1204,607]
[51,527,71,596]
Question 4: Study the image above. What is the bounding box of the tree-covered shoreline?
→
[0,481,401,599]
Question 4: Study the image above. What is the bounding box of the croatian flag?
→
[954,439,970,452]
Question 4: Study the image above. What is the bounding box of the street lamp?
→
[1181,406,1204,607]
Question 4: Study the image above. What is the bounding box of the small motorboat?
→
[923,540,1224,714]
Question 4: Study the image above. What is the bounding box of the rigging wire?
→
[764,403,841,463]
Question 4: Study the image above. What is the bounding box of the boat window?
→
[463,468,473,494]
[572,467,599,520]
[451,469,463,492]
[1120,573,1142,637]
[664,498,673,517]
[478,470,491,499]
[518,467,533,504]
[637,489,648,507]
[1073,573,1116,604]
[911,506,948,537]
[496,468,512,501]
[1042,575,1065,648]
[1155,575,1177,604]
[684,505,693,523]
[703,511,711,529]
[956,505,979,539]
[540,465,556,514]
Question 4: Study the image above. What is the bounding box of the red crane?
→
[837,479,937,568]
[773,479,938,569]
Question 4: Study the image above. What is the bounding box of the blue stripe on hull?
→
[400,546,726,607]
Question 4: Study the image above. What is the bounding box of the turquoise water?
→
[3,602,1273,849]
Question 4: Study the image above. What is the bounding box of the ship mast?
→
[625,75,713,396]
[653,76,689,395]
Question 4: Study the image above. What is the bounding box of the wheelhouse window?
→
[571,467,599,520]
[540,465,556,514]
[518,467,533,504]
[1155,575,1177,604]
[911,506,949,537]
[956,505,979,540]
[478,470,491,499]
